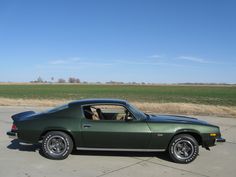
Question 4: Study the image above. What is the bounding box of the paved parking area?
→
[0,106,236,177]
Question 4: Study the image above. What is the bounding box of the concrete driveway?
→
[0,106,235,177]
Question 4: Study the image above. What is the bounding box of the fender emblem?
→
[157,134,163,136]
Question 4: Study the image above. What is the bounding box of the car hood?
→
[147,114,210,125]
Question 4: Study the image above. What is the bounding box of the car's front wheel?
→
[42,131,73,160]
[169,134,199,163]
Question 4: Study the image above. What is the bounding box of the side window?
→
[82,104,134,121]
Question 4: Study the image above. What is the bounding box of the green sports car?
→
[7,99,225,163]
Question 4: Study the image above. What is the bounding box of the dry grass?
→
[0,98,66,107]
[133,102,236,118]
[0,97,235,118]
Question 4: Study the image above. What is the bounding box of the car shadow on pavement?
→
[7,140,172,162]
[7,139,41,152]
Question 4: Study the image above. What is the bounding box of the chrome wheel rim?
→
[47,135,67,156]
[173,140,194,160]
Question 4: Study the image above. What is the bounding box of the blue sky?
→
[0,0,235,83]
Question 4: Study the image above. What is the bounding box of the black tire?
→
[42,131,73,160]
[168,134,199,164]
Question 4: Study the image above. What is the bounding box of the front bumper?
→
[202,134,226,148]
[216,137,226,143]
[6,131,18,139]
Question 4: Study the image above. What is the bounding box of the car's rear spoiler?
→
[11,111,36,122]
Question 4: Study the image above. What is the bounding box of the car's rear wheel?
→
[168,134,199,164]
[42,131,73,160]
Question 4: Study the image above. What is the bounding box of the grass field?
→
[0,84,236,106]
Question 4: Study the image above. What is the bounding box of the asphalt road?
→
[0,106,236,177]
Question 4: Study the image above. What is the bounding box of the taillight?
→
[11,124,18,131]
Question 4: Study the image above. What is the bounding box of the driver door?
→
[80,104,151,149]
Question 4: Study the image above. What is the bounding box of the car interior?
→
[83,104,133,121]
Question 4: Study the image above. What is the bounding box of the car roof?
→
[68,98,128,106]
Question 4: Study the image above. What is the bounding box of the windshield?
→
[127,103,147,120]
[44,104,69,113]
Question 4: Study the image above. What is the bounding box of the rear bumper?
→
[6,131,18,139]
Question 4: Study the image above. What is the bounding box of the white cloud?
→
[114,59,185,67]
[177,56,209,63]
[49,60,67,65]
[47,55,190,70]
[77,61,113,66]
[148,54,163,58]
[49,57,81,65]
[115,60,155,65]
[70,57,80,62]
[42,57,114,70]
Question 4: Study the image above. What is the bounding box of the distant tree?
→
[105,81,124,85]
[37,77,43,83]
[68,77,75,83]
[75,78,80,83]
[58,78,66,83]
[106,80,115,84]
[68,77,80,83]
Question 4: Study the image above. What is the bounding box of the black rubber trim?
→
[216,137,226,142]
[6,131,17,137]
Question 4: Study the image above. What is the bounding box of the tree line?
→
[31,77,80,83]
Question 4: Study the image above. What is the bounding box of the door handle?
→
[83,124,92,128]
